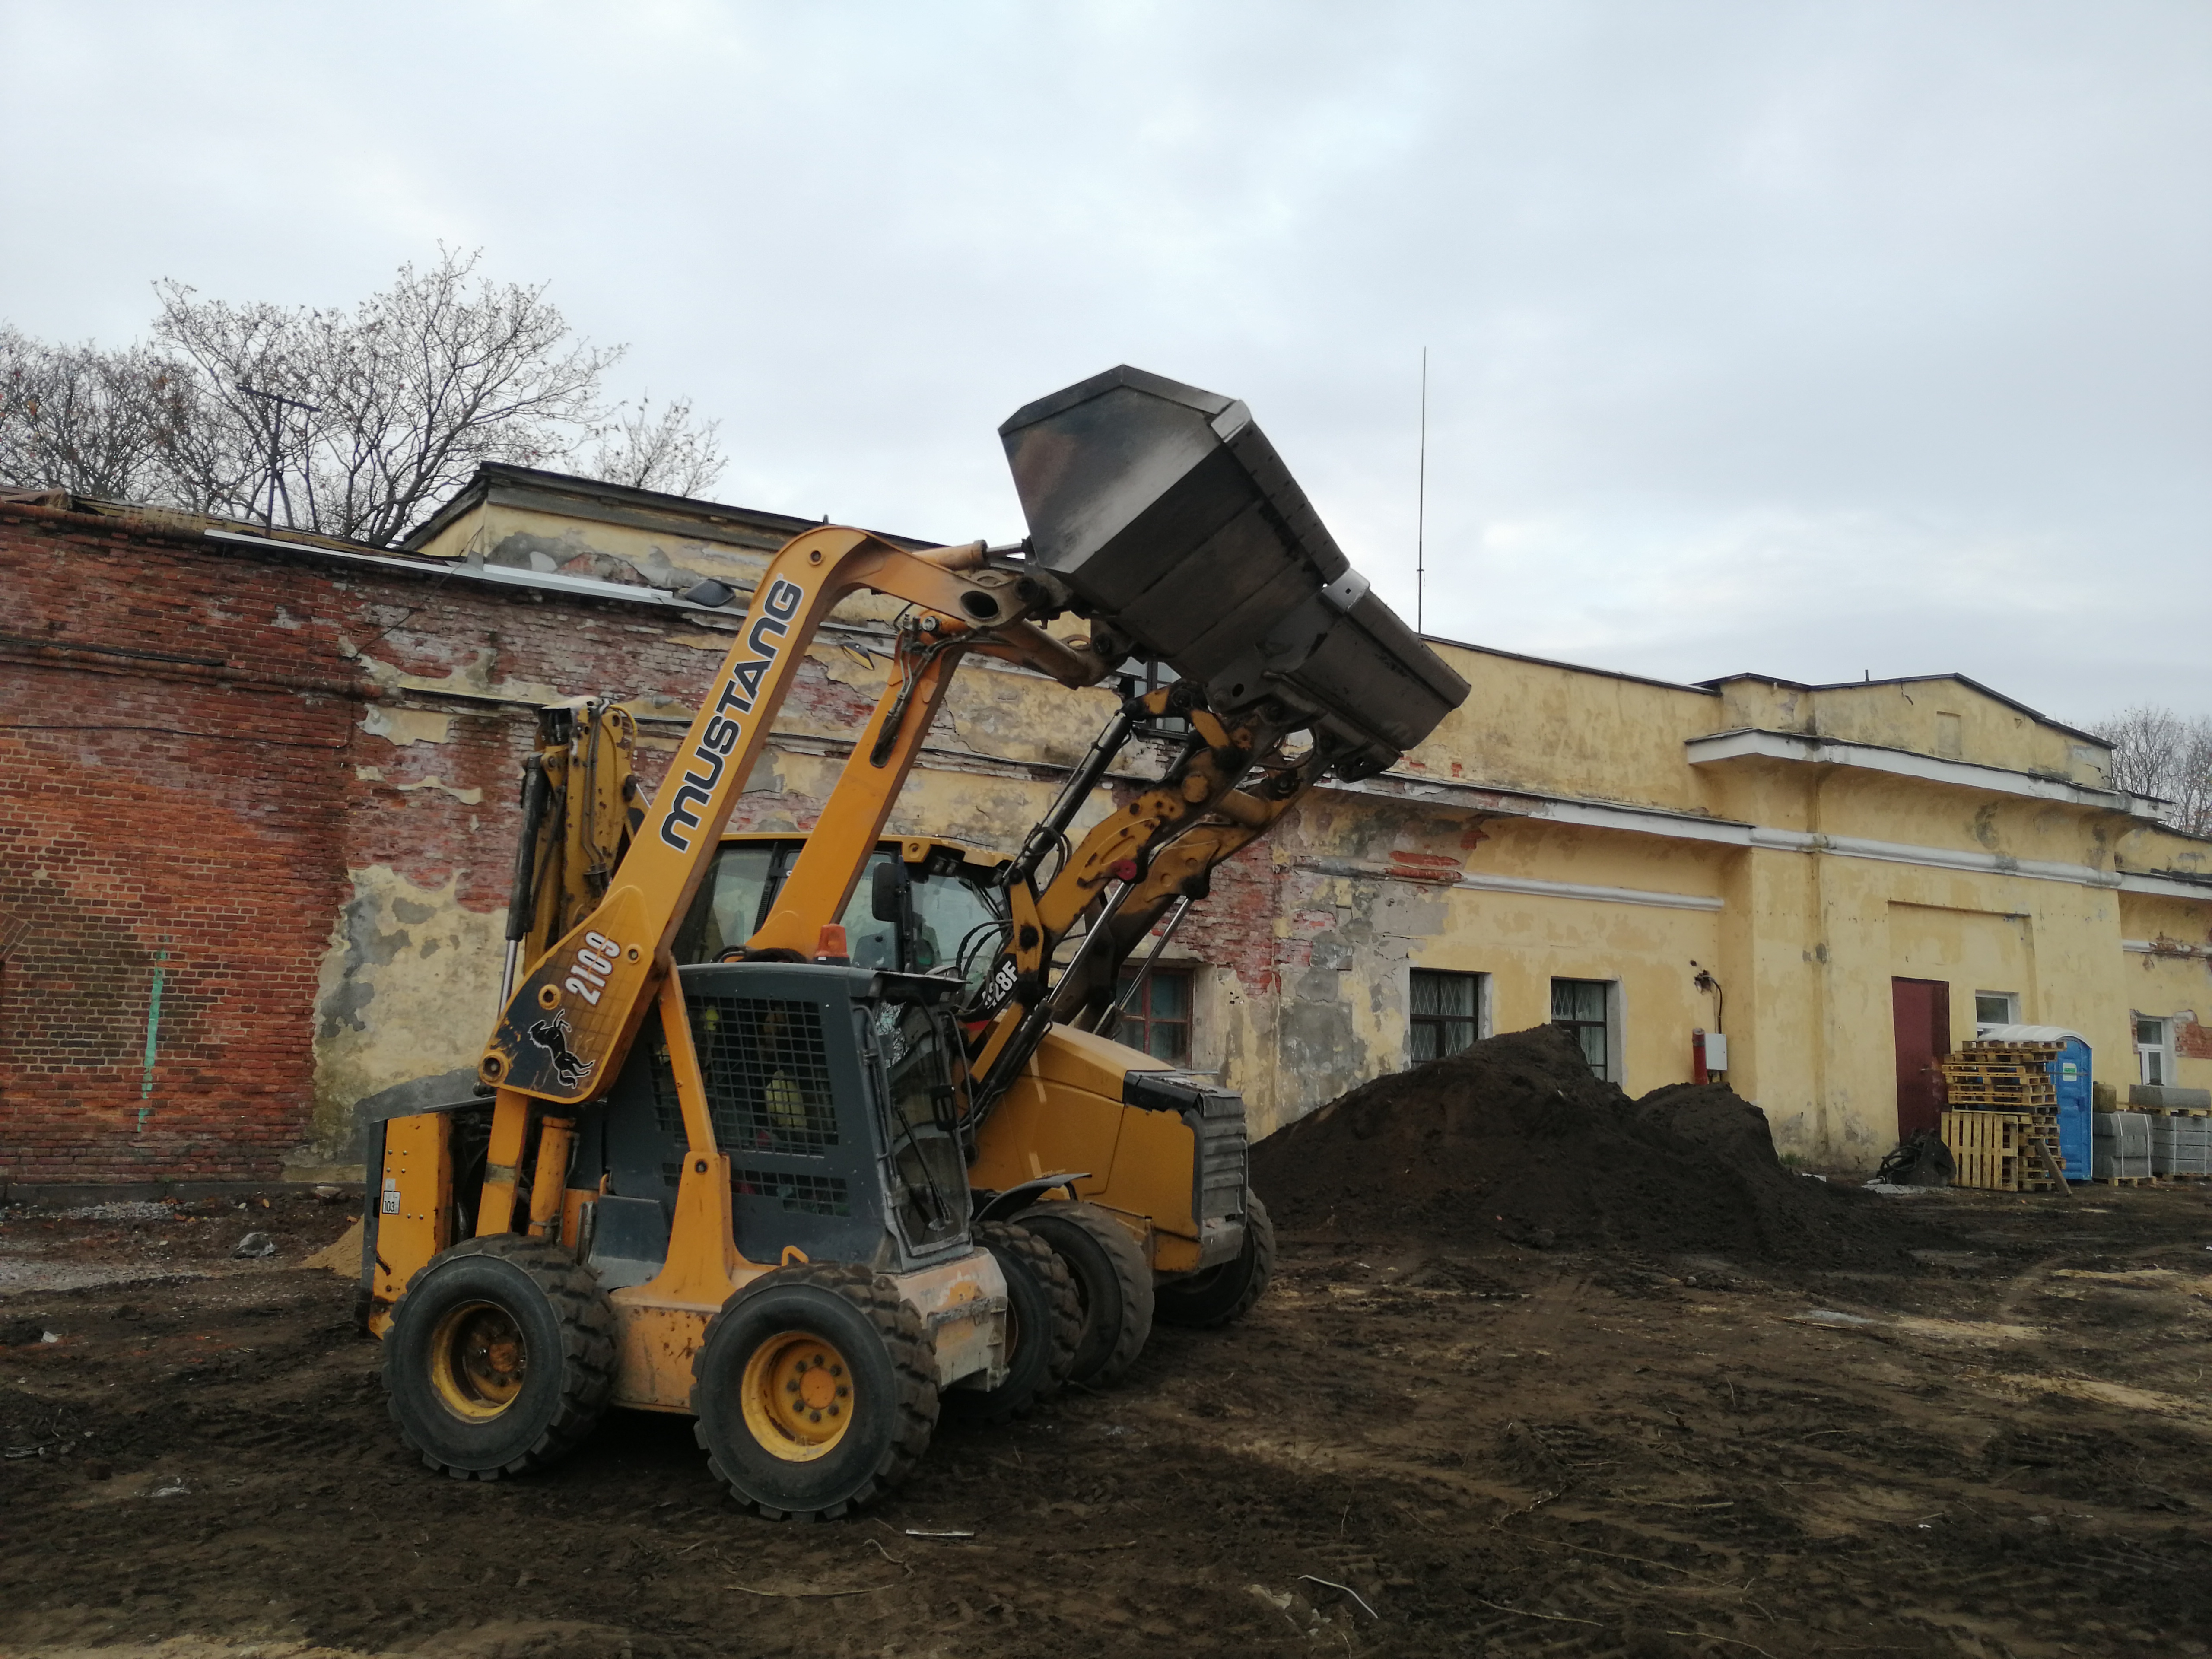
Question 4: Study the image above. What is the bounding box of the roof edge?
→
[1698,671,2110,750]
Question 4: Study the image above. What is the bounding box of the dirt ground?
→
[4,1181,2211,1659]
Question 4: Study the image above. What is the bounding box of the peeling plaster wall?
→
[11,486,2212,1188]
[307,867,506,1167]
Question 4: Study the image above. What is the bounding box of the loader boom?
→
[477,529,1100,1108]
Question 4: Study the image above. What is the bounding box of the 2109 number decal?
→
[564,931,625,1006]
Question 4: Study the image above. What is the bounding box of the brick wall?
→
[0,504,730,1183]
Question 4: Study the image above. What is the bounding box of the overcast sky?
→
[3,1,2205,721]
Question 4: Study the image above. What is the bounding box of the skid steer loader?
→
[357,366,1465,1518]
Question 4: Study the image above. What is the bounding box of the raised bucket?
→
[1000,365,1468,779]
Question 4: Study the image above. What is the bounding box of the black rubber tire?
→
[383,1234,616,1480]
[943,1221,1081,1424]
[1009,1201,1154,1386]
[1153,1192,1275,1329]
[690,1263,938,1521]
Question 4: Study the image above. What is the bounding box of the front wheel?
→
[690,1263,938,1521]
[942,1222,1080,1424]
[382,1234,616,1480]
[1153,1192,1274,1329]
[1010,1201,1154,1387]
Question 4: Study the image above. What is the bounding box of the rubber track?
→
[948,1221,1081,1424]
[1011,1201,1155,1387]
[691,1262,939,1522]
[388,1233,617,1481]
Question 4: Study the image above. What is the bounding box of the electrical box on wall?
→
[1704,1032,1728,1072]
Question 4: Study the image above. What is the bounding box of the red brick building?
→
[0,484,803,1191]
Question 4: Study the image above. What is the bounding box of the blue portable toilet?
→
[1978,1023,2093,1181]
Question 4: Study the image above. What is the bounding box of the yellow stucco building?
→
[381,467,2212,1170]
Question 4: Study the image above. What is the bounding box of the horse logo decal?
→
[525,1009,594,1090]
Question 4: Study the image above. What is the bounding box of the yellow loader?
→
[357,366,1464,1518]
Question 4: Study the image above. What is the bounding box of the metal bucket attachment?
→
[1000,365,1468,779]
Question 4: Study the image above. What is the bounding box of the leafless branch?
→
[3,249,718,547]
[580,392,726,497]
[0,326,193,502]
[2086,705,2212,835]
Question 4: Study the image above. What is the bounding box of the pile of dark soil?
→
[1252,1023,1936,1266]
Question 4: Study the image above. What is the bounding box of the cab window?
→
[671,843,777,962]
[838,852,899,971]
[673,839,1003,981]
[908,868,1002,992]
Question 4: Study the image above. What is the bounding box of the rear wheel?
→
[382,1234,616,1479]
[1010,1201,1154,1386]
[691,1263,937,1521]
[943,1221,1080,1424]
[1154,1192,1274,1329]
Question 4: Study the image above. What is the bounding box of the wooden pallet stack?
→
[1940,1040,2063,1192]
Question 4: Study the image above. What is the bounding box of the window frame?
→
[2137,1014,2175,1087]
[1115,964,1195,1067]
[1551,976,1620,1084]
[1409,967,1488,1064]
[1974,990,2021,1028]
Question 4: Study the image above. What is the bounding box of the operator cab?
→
[674,835,1008,995]
[583,961,975,1283]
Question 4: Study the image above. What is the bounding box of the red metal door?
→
[1891,977,1951,1140]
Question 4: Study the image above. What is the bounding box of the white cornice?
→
[1746,826,2117,888]
[1329,771,2212,907]
[2123,938,2212,960]
[1300,857,1723,912]
[2117,872,2212,902]
[1337,771,1756,845]
[1686,727,2149,815]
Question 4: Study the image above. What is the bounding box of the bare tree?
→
[2091,705,2212,836]
[582,394,727,497]
[0,326,192,503]
[153,251,631,545]
[3,250,727,545]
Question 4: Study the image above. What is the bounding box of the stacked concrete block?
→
[2148,1116,2210,1176]
[2093,1112,2154,1181]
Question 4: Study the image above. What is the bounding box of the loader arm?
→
[499,696,644,1006]
[962,686,1337,1112]
[745,588,1111,959]
[476,528,1084,1108]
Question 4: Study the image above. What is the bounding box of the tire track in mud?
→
[7,1191,2212,1657]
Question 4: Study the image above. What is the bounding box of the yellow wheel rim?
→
[429,1300,528,1421]
[740,1328,855,1462]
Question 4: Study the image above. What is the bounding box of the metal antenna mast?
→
[237,382,321,530]
[1416,346,1428,636]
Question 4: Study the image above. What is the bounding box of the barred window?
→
[1551,978,1615,1080]
[1116,966,1193,1065]
[1410,969,1483,1062]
